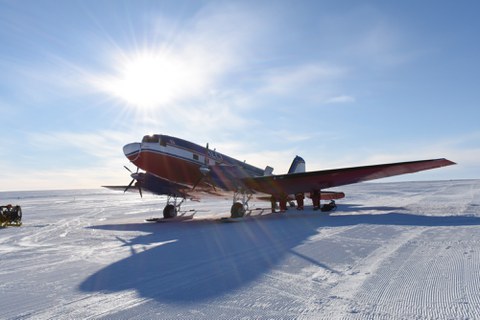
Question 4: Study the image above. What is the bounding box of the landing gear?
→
[230,189,252,218]
[162,195,184,219]
[163,204,177,219]
[230,202,246,218]
[147,195,196,223]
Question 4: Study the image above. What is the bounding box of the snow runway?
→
[1,180,480,319]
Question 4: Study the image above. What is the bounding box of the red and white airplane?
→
[107,134,455,219]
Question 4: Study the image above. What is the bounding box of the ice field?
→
[1,179,480,319]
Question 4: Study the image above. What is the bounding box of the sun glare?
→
[97,51,201,109]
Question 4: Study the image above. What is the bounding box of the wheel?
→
[14,206,22,222]
[163,204,177,219]
[230,202,245,218]
[0,207,6,224]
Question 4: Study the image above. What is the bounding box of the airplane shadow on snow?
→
[79,205,480,304]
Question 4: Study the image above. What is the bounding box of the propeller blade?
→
[124,165,142,197]
[191,175,204,191]
[137,183,143,198]
[124,179,135,193]
[124,165,140,174]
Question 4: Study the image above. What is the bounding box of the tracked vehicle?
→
[0,205,22,227]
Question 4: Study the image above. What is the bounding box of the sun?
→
[95,50,200,109]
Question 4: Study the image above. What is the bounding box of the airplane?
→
[105,134,456,220]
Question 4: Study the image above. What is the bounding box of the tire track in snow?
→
[325,181,480,319]
[340,229,480,319]
[315,226,425,318]
[312,182,479,319]
[15,290,146,319]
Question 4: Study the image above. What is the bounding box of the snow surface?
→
[2,180,480,319]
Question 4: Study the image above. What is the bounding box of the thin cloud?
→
[1,130,136,191]
[260,64,348,95]
[0,165,126,192]
[27,130,130,159]
[315,5,415,68]
[324,95,356,104]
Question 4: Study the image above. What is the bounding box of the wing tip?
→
[437,158,457,166]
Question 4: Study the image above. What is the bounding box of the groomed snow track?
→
[1,180,480,319]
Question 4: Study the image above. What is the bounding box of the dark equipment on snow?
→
[321,200,337,212]
[0,205,22,227]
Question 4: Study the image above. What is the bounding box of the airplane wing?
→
[242,158,456,197]
[102,185,133,192]
[103,172,226,199]
[103,172,189,196]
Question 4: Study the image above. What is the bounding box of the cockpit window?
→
[142,135,159,143]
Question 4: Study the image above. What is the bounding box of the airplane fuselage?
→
[123,134,264,189]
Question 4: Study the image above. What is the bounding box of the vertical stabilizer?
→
[288,156,306,174]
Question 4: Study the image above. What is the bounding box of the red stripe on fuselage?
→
[127,150,202,186]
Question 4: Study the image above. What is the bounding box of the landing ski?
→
[146,215,195,223]
[146,209,198,223]
[219,209,285,223]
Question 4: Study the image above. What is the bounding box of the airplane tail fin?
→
[288,156,306,174]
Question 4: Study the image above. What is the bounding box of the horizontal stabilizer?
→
[264,166,274,176]
[102,185,133,192]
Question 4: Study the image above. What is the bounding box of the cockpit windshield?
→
[142,135,160,143]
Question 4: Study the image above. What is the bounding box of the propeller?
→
[124,166,143,198]
[192,143,216,191]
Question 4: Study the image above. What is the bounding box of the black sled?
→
[320,200,337,212]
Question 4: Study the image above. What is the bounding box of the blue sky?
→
[0,0,478,191]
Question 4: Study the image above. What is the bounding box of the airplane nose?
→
[131,172,141,181]
[123,143,141,158]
